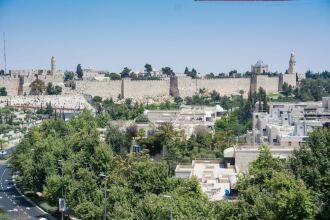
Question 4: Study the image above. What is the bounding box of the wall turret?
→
[287,52,296,74]
[51,56,56,75]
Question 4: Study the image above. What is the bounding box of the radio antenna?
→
[3,32,7,75]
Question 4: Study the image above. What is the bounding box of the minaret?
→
[287,52,296,74]
[51,56,56,75]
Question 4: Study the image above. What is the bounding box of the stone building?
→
[228,98,330,172]
[175,159,237,200]
[251,60,268,74]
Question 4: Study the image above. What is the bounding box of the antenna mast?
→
[3,32,6,75]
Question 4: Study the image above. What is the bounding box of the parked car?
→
[0,150,7,157]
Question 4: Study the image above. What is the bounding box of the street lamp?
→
[163,195,173,220]
[99,173,107,220]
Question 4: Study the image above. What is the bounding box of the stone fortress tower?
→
[51,56,56,75]
[287,52,296,74]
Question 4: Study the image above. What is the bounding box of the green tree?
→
[282,82,293,99]
[161,67,175,77]
[120,67,131,78]
[174,96,183,105]
[135,113,149,123]
[64,71,75,81]
[237,146,316,220]
[0,87,7,96]
[210,90,221,103]
[289,128,330,219]
[184,67,189,76]
[190,68,197,78]
[46,82,62,95]
[76,64,83,79]
[144,64,153,77]
[29,78,46,95]
[106,125,128,154]
[107,72,121,80]
[128,160,169,194]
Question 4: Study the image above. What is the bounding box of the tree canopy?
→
[0,87,7,96]
[120,67,131,78]
[161,67,175,77]
[29,78,46,95]
[76,64,83,79]
[46,82,62,95]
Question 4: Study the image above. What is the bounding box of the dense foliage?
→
[161,67,175,77]
[76,64,83,79]
[64,71,75,82]
[0,87,7,96]
[236,146,316,219]
[46,82,62,95]
[275,71,330,102]
[11,111,211,219]
[184,67,198,78]
[289,128,330,219]
[29,78,46,95]
[11,110,329,219]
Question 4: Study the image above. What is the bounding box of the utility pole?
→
[3,32,7,74]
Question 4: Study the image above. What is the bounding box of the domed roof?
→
[255,60,265,67]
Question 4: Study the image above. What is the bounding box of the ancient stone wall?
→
[283,74,297,88]
[256,75,279,93]
[75,80,122,99]
[0,76,19,96]
[21,75,64,95]
[176,77,251,97]
[2,73,297,101]
[122,79,170,101]
[198,78,251,96]
[176,77,197,98]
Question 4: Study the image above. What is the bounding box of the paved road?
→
[0,160,55,220]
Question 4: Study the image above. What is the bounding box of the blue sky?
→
[0,0,329,74]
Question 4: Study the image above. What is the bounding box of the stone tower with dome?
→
[251,60,269,74]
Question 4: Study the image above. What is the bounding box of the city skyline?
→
[1,0,330,73]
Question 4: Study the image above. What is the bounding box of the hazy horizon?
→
[1,0,330,74]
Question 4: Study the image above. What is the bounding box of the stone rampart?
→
[75,80,122,99]
[283,74,297,87]
[0,76,19,96]
[21,75,64,95]
[256,75,279,94]
[176,77,251,97]
[197,78,251,96]
[122,79,170,101]
[2,73,297,101]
